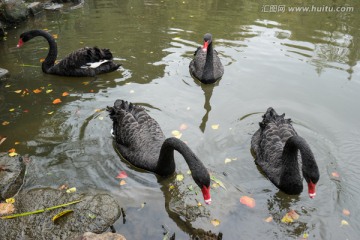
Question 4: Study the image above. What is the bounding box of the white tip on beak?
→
[309,193,316,199]
[205,198,212,205]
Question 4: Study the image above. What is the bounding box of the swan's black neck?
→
[201,42,214,82]
[156,137,210,188]
[22,30,57,73]
[279,136,318,194]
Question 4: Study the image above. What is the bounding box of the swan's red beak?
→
[17,39,24,48]
[201,185,211,205]
[308,180,316,199]
[202,41,209,52]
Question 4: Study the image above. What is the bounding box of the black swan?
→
[189,33,224,84]
[17,29,120,77]
[251,107,320,198]
[107,100,211,204]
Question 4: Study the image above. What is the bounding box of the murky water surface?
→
[1,0,360,239]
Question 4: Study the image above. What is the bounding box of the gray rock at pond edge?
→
[0,152,26,200]
[0,188,122,239]
[71,232,127,240]
[0,68,9,78]
[0,0,29,24]
[27,2,43,16]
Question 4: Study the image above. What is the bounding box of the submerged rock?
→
[0,0,29,24]
[0,153,26,200]
[0,188,122,239]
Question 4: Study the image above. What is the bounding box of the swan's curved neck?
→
[202,42,214,81]
[31,30,57,73]
[279,136,317,192]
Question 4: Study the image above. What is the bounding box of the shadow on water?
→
[198,83,217,133]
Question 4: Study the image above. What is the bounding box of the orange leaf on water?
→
[342,209,350,216]
[0,203,15,215]
[240,196,256,208]
[331,171,340,178]
[52,98,62,104]
[8,148,16,153]
[281,209,299,223]
[52,34,58,39]
[2,121,10,126]
[116,171,128,179]
[264,216,273,223]
[39,58,45,63]
[119,180,127,186]
[62,92,69,97]
[33,88,42,94]
[179,123,188,131]
[211,219,220,227]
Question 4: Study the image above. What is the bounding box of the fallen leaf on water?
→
[211,219,220,227]
[0,136,6,145]
[210,175,226,189]
[52,34,58,39]
[138,202,146,211]
[240,196,256,208]
[119,180,126,186]
[66,187,76,193]
[342,209,350,216]
[186,170,191,175]
[82,81,89,85]
[0,203,15,215]
[5,84,11,88]
[62,92,69,97]
[52,209,73,222]
[169,184,175,190]
[301,233,309,239]
[197,202,202,207]
[212,183,220,188]
[264,216,273,222]
[2,121,10,126]
[171,130,182,139]
[88,213,96,219]
[9,152,18,157]
[116,171,128,179]
[14,90,22,93]
[14,141,20,145]
[340,219,349,226]
[179,123,188,131]
[188,185,194,191]
[48,111,54,115]
[8,148,16,153]
[224,158,232,164]
[9,108,15,112]
[33,88,42,94]
[331,171,340,178]
[46,89,53,94]
[211,124,219,130]
[5,198,15,204]
[53,98,62,104]
[98,116,104,120]
[281,209,299,223]
[176,174,184,181]
[39,58,45,63]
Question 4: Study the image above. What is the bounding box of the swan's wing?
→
[57,47,114,69]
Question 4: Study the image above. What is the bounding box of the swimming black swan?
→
[189,33,224,84]
[17,29,120,77]
[251,107,320,198]
[107,100,211,204]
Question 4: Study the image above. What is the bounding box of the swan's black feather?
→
[189,33,224,84]
[251,107,319,195]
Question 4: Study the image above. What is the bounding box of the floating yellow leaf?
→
[5,84,11,88]
[52,209,73,222]
[197,202,202,207]
[53,98,62,104]
[0,203,15,215]
[52,34,58,39]
[211,124,219,130]
[176,174,184,181]
[33,88,42,94]
[82,81,89,85]
[340,219,349,226]
[281,210,299,223]
[171,130,182,139]
[302,233,309,239]
[211,219,220,227]
[9,152,18,157]
[98,116,104,120]
[119,180,126,186]
[264,216,273,222]
[62,92,69,97]
[9,108,15,112]
[8,148,16,153]
[212,183,220,188]
[169,184,175,190]
[342,209,350,216]
[39,58,45,63]
[224,158,232,164]
[240,196,256,208]
[14,90,22,94]
[2,121,10,126]
[66,187,76,193]
[48,111,54,115]
[5,198,15,204]
[14,141,20,145]
[46,89,53,94]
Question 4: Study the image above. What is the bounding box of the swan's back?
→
[107,100,165,170]
[49,47,120,76]
[251,108,298,184]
